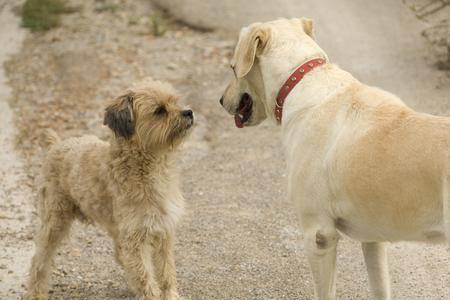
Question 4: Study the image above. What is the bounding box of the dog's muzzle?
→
[182,109,194,128]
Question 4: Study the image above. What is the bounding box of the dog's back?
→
[43,134,108,176]
[41,134,112,223]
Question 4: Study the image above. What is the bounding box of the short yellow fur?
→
[221,18,450,300]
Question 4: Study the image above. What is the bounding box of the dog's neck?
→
[273,58,326,123]
[263,57,327,121]
[259,47,362,129]
[109,139,177,174]
[281,64,357,127]
[258,43,329,124]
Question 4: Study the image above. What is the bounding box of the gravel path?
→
[0,2,33,299]
[0,0,449,299]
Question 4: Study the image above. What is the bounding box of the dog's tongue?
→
[234,114,244,128]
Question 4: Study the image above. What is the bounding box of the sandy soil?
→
[0,2,33,299]
[0,0,449,299]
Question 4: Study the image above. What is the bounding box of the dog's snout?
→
[182,109,193,119]
[219,96,224,106]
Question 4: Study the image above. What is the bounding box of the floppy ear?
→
[231,24,271,78]
[103,92,135,139]
[292,18,315,39]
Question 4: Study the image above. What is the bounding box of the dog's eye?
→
[154,106,166,115]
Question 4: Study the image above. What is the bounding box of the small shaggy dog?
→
[24,79,193,300]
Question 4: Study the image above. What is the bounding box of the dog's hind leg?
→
[362,242,391,300]
[303,217,339,300]
[24,186,75,300]
[152,233,180,300]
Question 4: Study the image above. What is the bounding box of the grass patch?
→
[21,0,77,32]
[94,2,119,13]
[149,13,166,37]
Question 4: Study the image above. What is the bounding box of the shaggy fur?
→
[220,18,450,300]
[24,79,193,300]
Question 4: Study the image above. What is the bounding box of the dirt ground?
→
[0,0,449,299]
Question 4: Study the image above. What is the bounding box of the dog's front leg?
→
[118,234,161,300]
[303,218,339,300]
[153,233,181,300]
[362,242,391,300]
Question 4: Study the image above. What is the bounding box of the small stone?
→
[167,63,178,70]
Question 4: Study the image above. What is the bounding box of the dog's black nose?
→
[182,109,193,118]
[219,96,224,106]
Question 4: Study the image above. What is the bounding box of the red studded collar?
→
[274,58,326,123]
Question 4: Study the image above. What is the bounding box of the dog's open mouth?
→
[234,93,253,128]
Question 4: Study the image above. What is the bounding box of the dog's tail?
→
[42,129,61,148]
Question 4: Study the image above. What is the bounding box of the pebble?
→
[167,63,178,70]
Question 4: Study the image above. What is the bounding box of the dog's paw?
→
[23,292,48,300]
[161,290,182,300]
[134,294,164,300]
